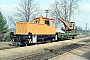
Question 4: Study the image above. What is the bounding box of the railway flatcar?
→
[10,17,78,46]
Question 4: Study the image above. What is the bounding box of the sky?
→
[0,0,90,30]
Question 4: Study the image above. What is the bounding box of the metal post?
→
[45,10,49,18]
[85,23,88,30]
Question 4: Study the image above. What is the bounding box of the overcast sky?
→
[0,0,90,30]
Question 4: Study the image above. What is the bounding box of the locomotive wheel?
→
[25,44,27,46]
[47,40,51,43]
[72,37,75,39]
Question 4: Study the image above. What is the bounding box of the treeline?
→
[0,11,10,42]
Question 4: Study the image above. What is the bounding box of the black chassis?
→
[10,32,57,46]
[10,32,32,46]
[35,35,55,43]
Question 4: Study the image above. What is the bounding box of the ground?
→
[0,36,90,60]
[50,44,90,60]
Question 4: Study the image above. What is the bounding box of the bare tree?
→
[8,0,42,25]
[49,1,62,28]
[15,0,42,22]
[50,0,80,24]
[8,16,16,26]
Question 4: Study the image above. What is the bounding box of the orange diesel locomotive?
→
[10,17,57,46]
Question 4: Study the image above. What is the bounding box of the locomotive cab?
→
[34,17,55,26]
[69,22,75,30]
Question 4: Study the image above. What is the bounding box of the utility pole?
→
[85,23,88,30]
[44,10,49,18]
[84,23,88,34]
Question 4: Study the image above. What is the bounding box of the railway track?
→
[0,35,87,50]
[12,39,90,60]
[0,46,18,50]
